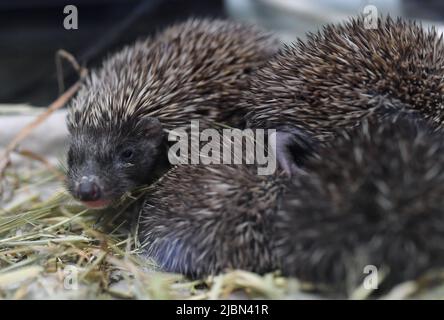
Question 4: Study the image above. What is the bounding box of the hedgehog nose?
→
[77,181,101,201]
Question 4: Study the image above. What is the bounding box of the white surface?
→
[0,108,69,164]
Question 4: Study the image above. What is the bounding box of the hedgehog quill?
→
[65,19,278,209]
[140,111,444,296]
[242,16,444,175]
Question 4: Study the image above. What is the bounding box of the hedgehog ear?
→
[271,128,315,177]
[139,117,164,145]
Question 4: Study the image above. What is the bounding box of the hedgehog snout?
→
[76,176,102,202]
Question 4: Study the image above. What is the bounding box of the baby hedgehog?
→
[139,112,444,296]
[140,164,283,278]
[275,113,444,295]
[65,19,278,209]
[242,16,444,175]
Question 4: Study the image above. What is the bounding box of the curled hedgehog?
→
[139,111,444,296]
[241,16,444,175]
[275,112,444,295]
[65,19,279,208]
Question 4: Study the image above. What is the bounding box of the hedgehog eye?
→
[121,149,134,161]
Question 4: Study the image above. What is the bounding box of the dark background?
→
[1,0,444,107]
[0,0,225,106]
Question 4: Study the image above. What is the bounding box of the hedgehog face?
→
[65,118,167,209]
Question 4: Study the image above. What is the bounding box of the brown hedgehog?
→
[275,112,444,295]
[242,16,444,175]
[65,19,279,209]
[139,164,283,278]
[139,112,444,296]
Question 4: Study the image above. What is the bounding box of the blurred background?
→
[2,0,444,300]
[1,0,444,107]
